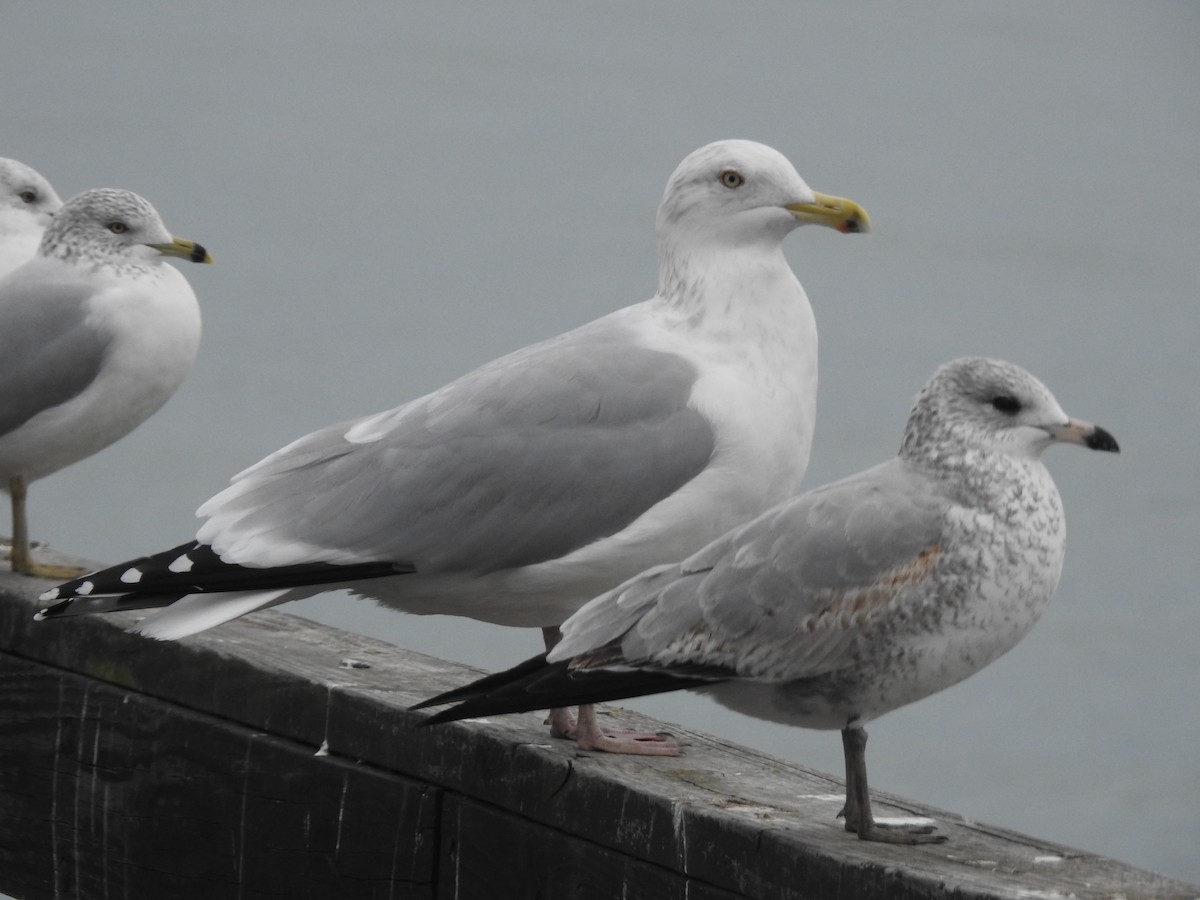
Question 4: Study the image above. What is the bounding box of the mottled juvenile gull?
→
[0,158,63,279]
[416,357,1119,843]
[1,188,210,577]
[37,140,868,750]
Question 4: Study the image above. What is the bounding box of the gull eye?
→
[990,395,1021,415]
[107,221,128,234]
[18,190,37,204]
[718,169,745,189]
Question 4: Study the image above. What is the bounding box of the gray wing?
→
[556,458,951,680]
[0,276,110,439]
[200,316,715,572]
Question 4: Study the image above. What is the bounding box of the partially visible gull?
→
[1,188,210,577]
[37,140,868,749]
[0,158,63,280]
[416,357,1119,844]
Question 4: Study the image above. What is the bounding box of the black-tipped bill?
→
[149,236,213,264]
[1086,425,1119,453]
[1046,419,1119,453]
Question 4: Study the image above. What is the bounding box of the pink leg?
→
[541,626,577,738]
[540,626,680,754]
[569,704,681,756]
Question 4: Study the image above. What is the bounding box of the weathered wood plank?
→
[0,652,439,900]
[2,562,1196,900]
[438,793,743,900]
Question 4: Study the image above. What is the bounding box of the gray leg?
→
[840,726,946,844]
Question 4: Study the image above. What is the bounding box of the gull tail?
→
[129,589,294,640]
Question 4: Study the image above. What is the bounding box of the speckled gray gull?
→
[1,188,210,578]
[0,158,63,279]
[36,140,869,750]
[416,357,1120,843]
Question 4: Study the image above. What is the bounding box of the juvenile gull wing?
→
[562,459,949,678]
[418,459,951,719]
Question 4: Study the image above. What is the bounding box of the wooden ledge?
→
[1,557,1195,899]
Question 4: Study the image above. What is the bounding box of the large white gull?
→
[417,357,1120,843]
[38,140,868,749]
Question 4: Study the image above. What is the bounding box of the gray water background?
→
[3,1,1197,885]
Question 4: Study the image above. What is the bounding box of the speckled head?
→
[901,356,1119,462]
[39,188,211,266]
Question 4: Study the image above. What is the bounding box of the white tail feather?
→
[129,589,292,641]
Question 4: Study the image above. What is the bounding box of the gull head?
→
[901,357,1120,462]
[656,140,869,254]
[40,188,211,266]
[0,157,63,227]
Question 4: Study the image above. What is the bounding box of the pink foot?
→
[568,704,681,756]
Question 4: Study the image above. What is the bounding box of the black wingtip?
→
[412,653,726,727]
[34,590,190,621]
[418,705,481,727]
[411,653,554,713]
[37,539,417,609]
[33,598,72,621]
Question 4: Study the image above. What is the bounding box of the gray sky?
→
[3,1,1197,883]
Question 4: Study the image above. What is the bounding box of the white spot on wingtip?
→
[168,554,193,573]
[314,740,330,757]
[77,581,94,595]
[1033,855,1064,864]
[120,567,143,584]
[39,587,60,600]
[33,611,47,621]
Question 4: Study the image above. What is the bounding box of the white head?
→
[0,157,63,228]
[39,188,211,267]
[656,140,868,255]
[901,356,1119,462]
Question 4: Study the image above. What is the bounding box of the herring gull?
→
[37,140,868,749]
[1,188,210,577]
[416,357,1119,843]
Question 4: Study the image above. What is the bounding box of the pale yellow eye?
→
[107,222,128,234]
[719,169,745,189]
